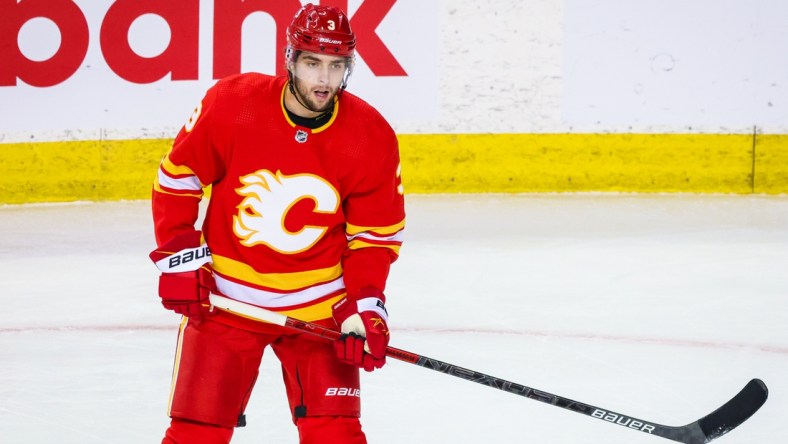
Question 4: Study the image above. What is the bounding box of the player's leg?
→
[161,316,269,443]
[272,320,367,444]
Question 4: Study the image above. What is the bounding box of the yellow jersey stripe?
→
[277,295,343,321]
[161,154,198,176]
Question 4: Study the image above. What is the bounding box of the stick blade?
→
[694,378,768,443]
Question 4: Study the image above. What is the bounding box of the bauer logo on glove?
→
[152,244,211,273]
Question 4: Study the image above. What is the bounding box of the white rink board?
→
[3,0,788,142]
[562,0,788,133]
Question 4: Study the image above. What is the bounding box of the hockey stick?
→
[208,294,767,444]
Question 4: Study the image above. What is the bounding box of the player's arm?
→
[150,84,225,317]
[332,128,405,371]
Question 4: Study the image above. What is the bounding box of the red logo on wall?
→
[0,0,407,87]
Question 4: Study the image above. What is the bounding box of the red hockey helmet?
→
[286,3,356,58]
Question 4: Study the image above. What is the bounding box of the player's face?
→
[289,52,349,114]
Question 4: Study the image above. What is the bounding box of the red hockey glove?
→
[149,231,214,319]
[332,288,390,372]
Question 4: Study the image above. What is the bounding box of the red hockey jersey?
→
[153,74,405,324]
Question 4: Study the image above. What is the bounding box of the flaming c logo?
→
[233,170,339,253]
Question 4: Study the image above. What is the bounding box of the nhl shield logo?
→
[295,129,309,143]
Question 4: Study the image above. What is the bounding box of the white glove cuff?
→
[356,297,388,322]
[154,244,212,273]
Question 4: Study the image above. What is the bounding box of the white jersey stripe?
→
[346,230,404,243]
[157,168,202,191]
[214,273,345,308]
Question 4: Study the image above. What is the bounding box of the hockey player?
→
[148,4,405,443]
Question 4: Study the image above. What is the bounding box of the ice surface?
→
[1,194,786,443]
